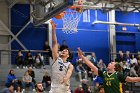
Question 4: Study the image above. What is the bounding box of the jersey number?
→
[59,66,63,71]
[106,81,111,86]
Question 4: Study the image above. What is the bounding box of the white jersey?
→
[49,57,71,93]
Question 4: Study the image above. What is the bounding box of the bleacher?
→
[1,64,140,93]
[0,64,82,92]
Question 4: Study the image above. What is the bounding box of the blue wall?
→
[11,4,48,50]
[11,4,48,64]
[53,9,110,64]
[11,6,110,64]
[115,11,140,53]
[11,4,140,64]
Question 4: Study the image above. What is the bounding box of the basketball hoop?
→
[54,12,65,19]
[62,0,83,34]
[62,9,82,34]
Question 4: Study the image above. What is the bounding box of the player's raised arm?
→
[125,76,140,82]
[50,21,59,61]
[77,47,99,76]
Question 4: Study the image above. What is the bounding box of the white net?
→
[62,9,82,34]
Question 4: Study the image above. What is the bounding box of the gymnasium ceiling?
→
[75,0,140,12]
[1,0,140,12]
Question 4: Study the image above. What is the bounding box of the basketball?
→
[54,12,65,19]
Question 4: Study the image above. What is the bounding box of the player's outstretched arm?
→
[77,47,99,76]
[50,20,59,61]
[62,64,73,84]
[125,76,140,82]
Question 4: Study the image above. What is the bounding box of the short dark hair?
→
[98,85,104,91]
[35,82,42,89]
[7,83,14,88]
[115,63,122,72]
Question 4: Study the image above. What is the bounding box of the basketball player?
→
[77,47,140,93]
[49,21,74,93]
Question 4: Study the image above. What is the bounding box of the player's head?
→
[107,61,116,70]
[115,63,122,72]
[59,48,72,60]
[35,82,44,93]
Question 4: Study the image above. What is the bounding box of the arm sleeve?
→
[7,77,12,83]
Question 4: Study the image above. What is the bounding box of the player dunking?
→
[49,21,74,93]
[77,47,140,93]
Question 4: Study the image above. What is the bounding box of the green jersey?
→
[98,70,126,93]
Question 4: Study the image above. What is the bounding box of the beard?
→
[37,88,44,92]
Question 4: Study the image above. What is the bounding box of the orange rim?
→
[54,12,65,19]
[69,6,76,9]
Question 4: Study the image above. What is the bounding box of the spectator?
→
[42,71,51,91]
[97,85,105,93]
[116,52,125,63]
[34,53,44,69]
[14,86,23,93]
[137,54,140,60]
[16,50,24,69]
[87,85,92,93]
[44,41,52,58]
[76,62,87,81]
[129,63,138,77]
[90,52,98,66]
[0,83,14,93]
[35,82,44,93]
[121,61,130,76]
[27,67,36,84]
[93,76,103,93]
[130,54,137,65]
[125,53,131,65]
[24,51,34,68]
[5,70,21,90]
[97,59,106,71]
[22,71,35,91]
[74,85,84,93]
[136,60,140,76]
[82,79,88,93]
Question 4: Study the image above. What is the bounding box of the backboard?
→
[32,0,73,26]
